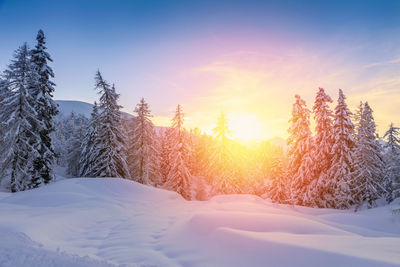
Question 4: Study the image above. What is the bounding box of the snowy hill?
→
[56,100,134,120]
[56,100,94,118]
[0,178,399,267]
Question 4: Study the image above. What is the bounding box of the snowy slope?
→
[0,178,399,267]
[55,100,134,119]
[56,100,94,118]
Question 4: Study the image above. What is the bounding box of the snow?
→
[56,100,93,118]
[55,100,133,120]
[0,178,399,267]
[0,228,114,267]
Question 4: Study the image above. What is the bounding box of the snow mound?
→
[0,178,399,267]
[0,227,115,267]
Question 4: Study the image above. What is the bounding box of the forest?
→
[1,30,399,210]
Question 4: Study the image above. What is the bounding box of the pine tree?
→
[52,116,68,166]
[268,148,289,203]
[352,102,386,208]
[307,88,334,207]
[0,43,41,192]
[164,105,192,199]
[65,114,88,176]
[287,95,313,205]
[187,128,210,200]
[90,71,130,178]
[79,102,100,177]
[159,128,173,185]
[383,123,400,200]
[208,112,236,195]
[127,98,160,185]
[186,128,203,178]
[384,123,400,154]
[30,30,59,188]
[326,89,356,209]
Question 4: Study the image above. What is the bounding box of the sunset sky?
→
[1,0,400,139]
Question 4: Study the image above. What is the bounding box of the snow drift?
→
[0,178,399,267]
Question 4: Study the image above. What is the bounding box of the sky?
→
[1,0,400,140]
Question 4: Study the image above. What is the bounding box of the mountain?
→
[56,100,93,118]
[55,100,134,119]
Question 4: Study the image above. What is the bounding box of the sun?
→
[228,113,266,141]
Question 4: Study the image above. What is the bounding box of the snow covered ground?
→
[0,178,399,267]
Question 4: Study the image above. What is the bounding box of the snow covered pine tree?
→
[383,123,400,200]
[90,71,130,178]
[0,43,41,192]
[352,102,386,208]
[326,89,356,209]
[308,88,334,207]
[287,95,313,205]
[208,112,236,195]
[65,113,88,176]
[127,98,160,185]
[29,30,59,188]
[79,102,100,177]
[164,105,192,199]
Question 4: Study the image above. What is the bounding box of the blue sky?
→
[1,0,400,138]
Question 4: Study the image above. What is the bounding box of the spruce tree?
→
[164,105,192,199]
[187,128,210,200]
[383,123,400,200]
[352,102,386,208]
[79,102,100,177]
[159,128,173,185]
[65,114,88,176]
[52,116,68,166]
[308,88,334,207]
[326,89,356,209]
[0,43,41,192]
[287,95,313,205]
[384,123,400,153]
[208,112,236,195]
[186,128,204,178]
[127,98,160,185]
[268,148,289,203]
[30,30,59,188]
[90,71,130,178]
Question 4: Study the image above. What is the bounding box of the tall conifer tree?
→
[165,105,192,199]
[208,112,236,194]
[352,102,386,208]
[90,71,130,178]
[30,30,58,188]
[79,102,100,177]
[0,43,41,191]
[383,123,400,200]
[127,98,160,184]
[307,88,334,207]
[287,95,313,205]
[326,89,356,209]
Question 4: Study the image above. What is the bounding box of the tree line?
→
[1,31,399,210]
[270,89,399,209]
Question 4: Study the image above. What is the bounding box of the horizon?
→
[1,0,400,139]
